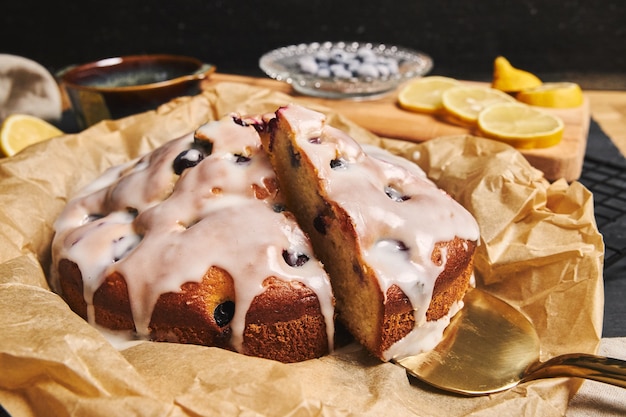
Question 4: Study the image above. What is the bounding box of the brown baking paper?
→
[0,81,604,417]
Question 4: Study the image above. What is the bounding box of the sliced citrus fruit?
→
[0,114,63,157]
[441,85,516,124]
[477,102,564,149]
[397,76,462,113]
[491,56,542,93]
[516,82,584,108]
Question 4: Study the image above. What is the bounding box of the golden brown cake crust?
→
[244,277,330,363]
[58,259,89,322]
[59,258,330,360]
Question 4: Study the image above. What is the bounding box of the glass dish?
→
[259,41,433,99]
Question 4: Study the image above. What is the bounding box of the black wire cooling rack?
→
[579,156,626,278]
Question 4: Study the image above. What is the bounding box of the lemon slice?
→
[0,114,63,157]
[441,85,516,124]
[491,56,542,93]
[397,76,462,113]
[477,102,564,149]
[516,82,584,108]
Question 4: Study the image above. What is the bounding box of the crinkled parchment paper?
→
[0,81,604,417]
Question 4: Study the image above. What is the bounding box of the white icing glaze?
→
[276,104,480,360]
[51,116,335,354]
[94,324,145,351]
[382,300,463,361]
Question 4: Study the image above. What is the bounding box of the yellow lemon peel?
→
[397,76,462,113]
[441,85,516,124]
[0,114,63,157]
[491,56,542,93]
[516,82,584,108]
[477,102,564,149]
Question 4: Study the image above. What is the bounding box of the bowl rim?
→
[57,54,216,93]
[258,41,433,99]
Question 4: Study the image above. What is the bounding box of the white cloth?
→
[0,54,62,123]
[567,337,626,416]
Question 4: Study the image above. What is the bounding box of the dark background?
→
[2,0,625,88]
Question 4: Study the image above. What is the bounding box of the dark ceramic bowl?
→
[58,54,215,129]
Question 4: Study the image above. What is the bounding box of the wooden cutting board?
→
[203,73,590,182]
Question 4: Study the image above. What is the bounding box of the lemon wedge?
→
[441,85,516,124]
[0,114,63,157]
[516,82,584,108]
[492,56,542,93]
[477,102,564,149]
[397,76,461,113]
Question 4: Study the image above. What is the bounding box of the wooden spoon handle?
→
[525,353,626,388]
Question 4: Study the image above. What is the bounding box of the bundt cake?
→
[259,104,480,361]
[50,114,335,363]
[51,104,480,363]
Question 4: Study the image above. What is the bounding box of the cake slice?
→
[259,104,480,361]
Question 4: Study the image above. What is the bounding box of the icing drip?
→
[277,105,480,360]
[383,300,464,361]
[51,116,335,353]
